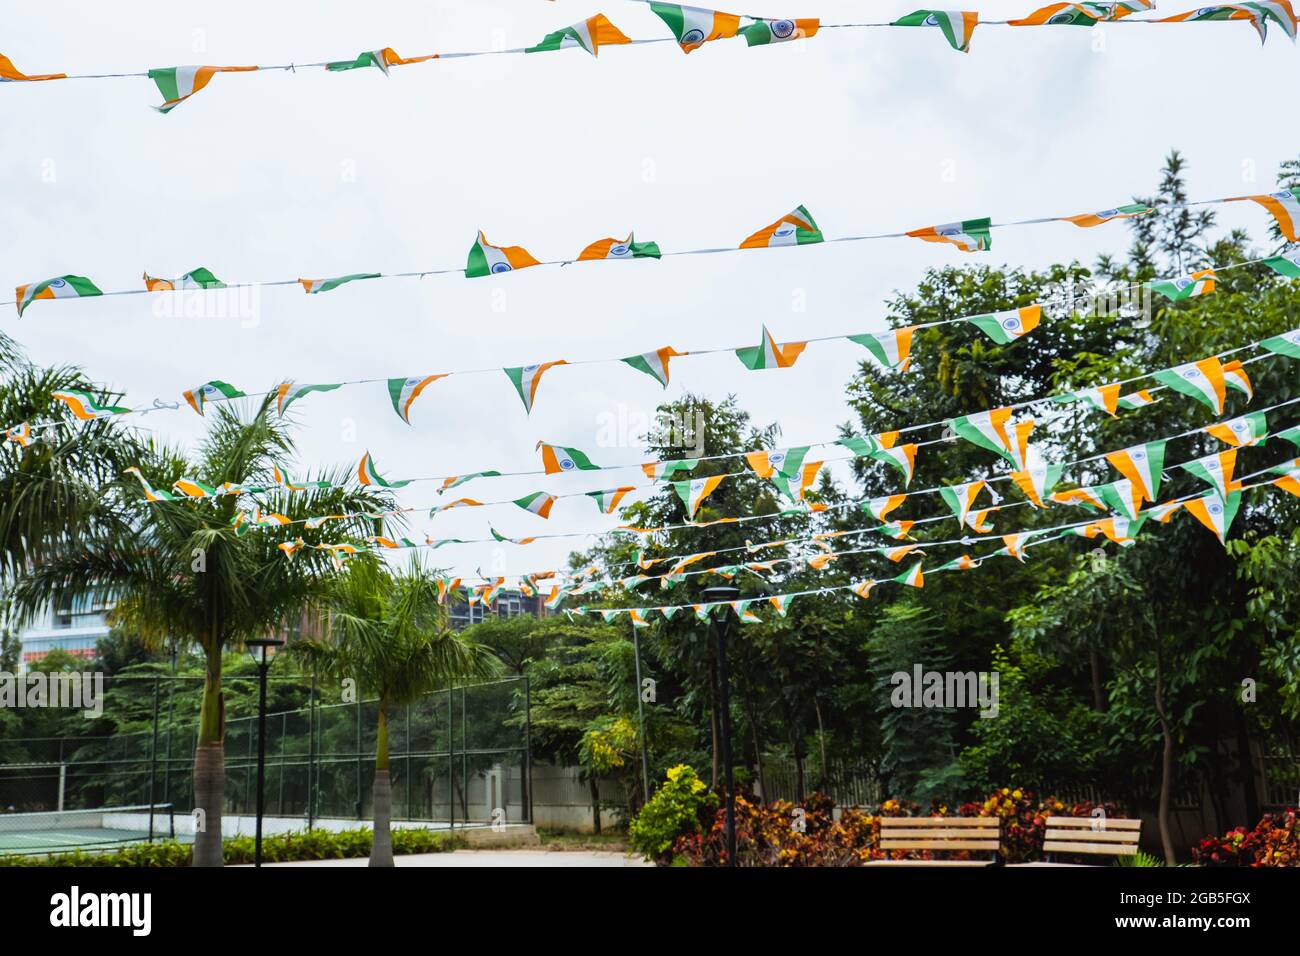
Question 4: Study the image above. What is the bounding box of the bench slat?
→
[1045,816,1141,830]
[1043,840,1138,855]
[881,839,1001,851]
[881,817,997,827]
[880,828,999,839]
[1044,829,1140,845]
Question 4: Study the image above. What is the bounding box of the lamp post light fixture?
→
[245,636,285,868]
[702,586,739,867]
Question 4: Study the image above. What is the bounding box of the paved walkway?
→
[263,849,651,867]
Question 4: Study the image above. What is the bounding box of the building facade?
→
[15,593,112,671]
[449,589,549,631]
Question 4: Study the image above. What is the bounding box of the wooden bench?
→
[1012,815,1143,866]
[862,817,1001,867]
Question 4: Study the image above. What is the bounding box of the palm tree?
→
[8,394,396,865]
[292,558,499,866]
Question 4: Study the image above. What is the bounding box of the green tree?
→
[292,559,497,865]
[8,397,392,865]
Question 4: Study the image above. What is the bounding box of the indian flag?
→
[879,520,916,539]
[144,267,225,292]
[642,459,697,481]
[1151,269,1217,301]
[1053,382,1122,417]
[1223,360,1253,400]
[587,487,634,514]
[1181,450,1243,499]
[864,494,906,522]
[368,536,420,550]
[967,305,1041,344]
[939,480,986,528]
[1159,4,1284,42]
[1090,514,1147,546]
[886,544,926,563]
[726,601,760,624]
[735,325,807,370]
[505,361,568,414]
[1154,357,1226,414]
[651,3,742,53]
[431,498,482,513]
[773,461,823,502]
[51,389,129,421]
[850,327,915,371]
[1000,532,1037,562]
[514,491,557,519]
[277,538,306,559]
[851,580,877,600]
[0,53,66,81]
[580,233,661,261]
[466,231,541,277]
[839,431,898,457]
[1273,468,1300,498]
[272,465,331,492]
[1264,252,1300,279]
[1275,425,1300,451]
[1118,389,1158,410]
[1106,441,1166,501]
[674,475,725,517]
[939,554,981,571]
[439,470,501,491]
[1012,461,1064,508]
[387,375,447,424]
[1206,411,1269,447]
[869,444,918,485]
[907,218,992,253]
[740,206,823,249]
[1251,0,1299,39]
[1010,3,1112,25]
[745,446,809,479]
[1230,189,1300,242]
[1261,327,1300,359]
[1099,479,1145,521]
[1063,203,1153,227]
[892,11,979,51]
[183,380,244,416]
[15,275,103,317]
[768,594,796,616]
[358,451,412,488]
[5,422,32,447]
[739,18,820,45]
[948,408,1034,468]
[124,467,177,502]
[1052,486,1105,510]
[622,347,683,387]
[1184,491,1242,545]
[537,442,599,474]
[894,561,924,588]
[148,65,257,113]
[299,273,381,294]
[172,477,218,499]
[276,381,342,415]
[526,14,632,56]
[628,609,652,628]
[325,48,437,73]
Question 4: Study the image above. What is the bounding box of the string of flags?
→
[113,383,1300,589]
[7,191,1300,316]
[56,335,1296,518]
[321,422,1300,594]
[3,3,1296,113]
[561,461,1300,625]
[8,251,1299,445]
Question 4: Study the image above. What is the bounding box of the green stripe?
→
[651,3,687,42]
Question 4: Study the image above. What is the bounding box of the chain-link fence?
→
[0,674,531,831]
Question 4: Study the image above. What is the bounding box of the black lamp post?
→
[245,636,284,868]
[703,586,739,867]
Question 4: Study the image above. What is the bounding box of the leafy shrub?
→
[1193,809,1298,867]
[0,826,463,867]
[628,764,717,863]
[669,786,1126,866]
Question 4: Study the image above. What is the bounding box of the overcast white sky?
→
[3,0,1297,580]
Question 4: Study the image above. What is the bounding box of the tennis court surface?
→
[0,805,183,855]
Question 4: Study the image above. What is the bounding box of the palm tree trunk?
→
[192,647,225,867]
[370,704,394,867]
[1153,643,1176,866]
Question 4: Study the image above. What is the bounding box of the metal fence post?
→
[307,675,316,829]
[524,676,533,824]
[148,676,160,841]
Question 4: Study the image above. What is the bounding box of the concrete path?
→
[262,849,652,867]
